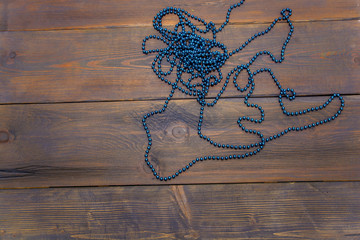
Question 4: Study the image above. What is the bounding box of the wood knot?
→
[6,51,17,65]
[0,130,10,143]
[9,51,16,59]
[354,56,360,64]
[166,123,189,142]
[172,126,187,139]
[164,122,190,143]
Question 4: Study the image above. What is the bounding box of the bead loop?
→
[281,8,292,19]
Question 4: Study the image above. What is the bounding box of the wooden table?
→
[0,0,359,239]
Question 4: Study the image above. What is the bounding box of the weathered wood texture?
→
[0,95,358,188]
[0,20,359,104]
[1,0,359,31]
[0,0,359,239]
[0,182,359,239]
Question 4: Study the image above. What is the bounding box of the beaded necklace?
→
[141,1,345,181]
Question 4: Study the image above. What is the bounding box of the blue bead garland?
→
[141,1,345,181]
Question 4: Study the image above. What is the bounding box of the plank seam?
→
[0,93,359,106]
[1,179,360,191]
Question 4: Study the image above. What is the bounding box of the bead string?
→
[141,1,345,181]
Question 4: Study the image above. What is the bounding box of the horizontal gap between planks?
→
[0,93,358,106]
[0,17,359,33]
[1,179,360,191]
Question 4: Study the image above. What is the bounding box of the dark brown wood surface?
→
[0,21,359,104]
[0,95,359,188]
[2,0,359,31]
[0,0,359,239]
[1,182,360,239]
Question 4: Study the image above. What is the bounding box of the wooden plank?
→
[0,20,359,104]
[0,1,8,32]
[0,182,359,239]
[0,95,358,188]
[4,0,360,31]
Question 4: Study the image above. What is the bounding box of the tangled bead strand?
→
[141,1,345,181]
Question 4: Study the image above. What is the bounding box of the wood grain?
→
[0,0,359,239]
[0,95,358,188]
[0,20,359,104]
[2,0,360,31]
[0,182,359,239]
